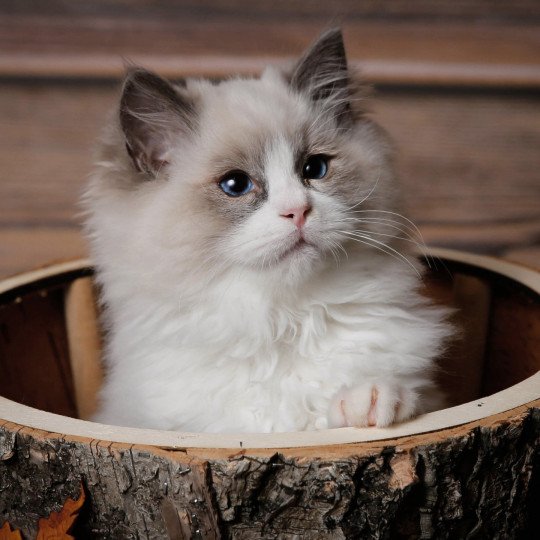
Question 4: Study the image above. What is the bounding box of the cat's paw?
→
[327,381,418,428]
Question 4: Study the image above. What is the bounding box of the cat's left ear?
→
[120,68,196,178]
[290,28,353,125]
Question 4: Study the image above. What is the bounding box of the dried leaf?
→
[0,522,23,540]
[36,483,86,540]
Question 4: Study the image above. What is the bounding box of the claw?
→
[367,387,378,426]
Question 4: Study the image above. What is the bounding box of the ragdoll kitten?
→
[83,28,452,433]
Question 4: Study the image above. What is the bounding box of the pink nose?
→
[280,205,312,228]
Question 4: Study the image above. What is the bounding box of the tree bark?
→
[1,401,539,539]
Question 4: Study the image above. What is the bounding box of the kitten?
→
[83,28,453,433]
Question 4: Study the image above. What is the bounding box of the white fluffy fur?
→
[83,36,453,433]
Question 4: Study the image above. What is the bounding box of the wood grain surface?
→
[0,16,539,86]
[2,0,540,19]
[1,1,540,85]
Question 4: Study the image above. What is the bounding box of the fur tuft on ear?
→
[290,28,359,126]
[120,68,196,178]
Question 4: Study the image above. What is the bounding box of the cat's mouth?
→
[276,238,313,263]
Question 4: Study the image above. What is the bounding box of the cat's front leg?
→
[327,380,420,428]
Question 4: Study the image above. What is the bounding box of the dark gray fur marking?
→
[290,28,353,126]
[120,68,196,177]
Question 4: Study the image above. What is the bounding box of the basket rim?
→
[0,248,539,450]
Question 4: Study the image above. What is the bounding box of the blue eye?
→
[303,154,329,180]
[219,171,254,197]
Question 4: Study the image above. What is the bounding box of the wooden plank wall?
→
[0,1,539,278]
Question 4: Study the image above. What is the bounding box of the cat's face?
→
[91,29,398,287]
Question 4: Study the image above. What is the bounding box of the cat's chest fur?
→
[95,256,439,433]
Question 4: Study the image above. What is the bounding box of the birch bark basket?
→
[0,249,539,539]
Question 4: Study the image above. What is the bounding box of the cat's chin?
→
[262,240,323,284]
[234,240,322,285]
[275,238,312,263]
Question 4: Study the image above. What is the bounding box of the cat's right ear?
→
[120,68,195,178]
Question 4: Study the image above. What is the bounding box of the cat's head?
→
[88,28,400,288]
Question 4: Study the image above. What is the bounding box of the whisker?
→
[327,238,347,267]
[338,217,425,248]
[350,209,427,246]
[339,230,422,277]
[345,210,436,269]
[341,227,427,251]
[327,242,340,268]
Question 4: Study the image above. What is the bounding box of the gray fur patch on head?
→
[202,178,266,225]
[200,131,270,224]
[290,28,354,127]
[120,68,197,178]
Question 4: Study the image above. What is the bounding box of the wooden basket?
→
[0,249,539,538]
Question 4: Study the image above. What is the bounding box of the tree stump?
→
[0,249,539,539]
